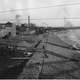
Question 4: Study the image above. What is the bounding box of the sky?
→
[0,0,80,26]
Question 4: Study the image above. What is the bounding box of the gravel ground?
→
[17,32,80,79]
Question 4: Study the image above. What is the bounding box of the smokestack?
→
[11,23,16,37]
[15,14,21,26]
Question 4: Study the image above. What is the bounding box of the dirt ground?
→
[17,32,80,79]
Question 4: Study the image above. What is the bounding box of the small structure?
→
[5,22,13,27]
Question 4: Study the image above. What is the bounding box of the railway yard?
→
[0,29,80,79]
[0,0,80,79]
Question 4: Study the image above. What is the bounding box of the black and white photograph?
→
[0,0,80,79]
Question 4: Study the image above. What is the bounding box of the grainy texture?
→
[17,32,80,79]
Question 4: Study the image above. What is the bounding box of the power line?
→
[18,18,80,21]
[1,17,80,21]
[0,2,80,13]
[31,18,80,20]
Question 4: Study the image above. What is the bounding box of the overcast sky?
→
[0,0,80,27]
